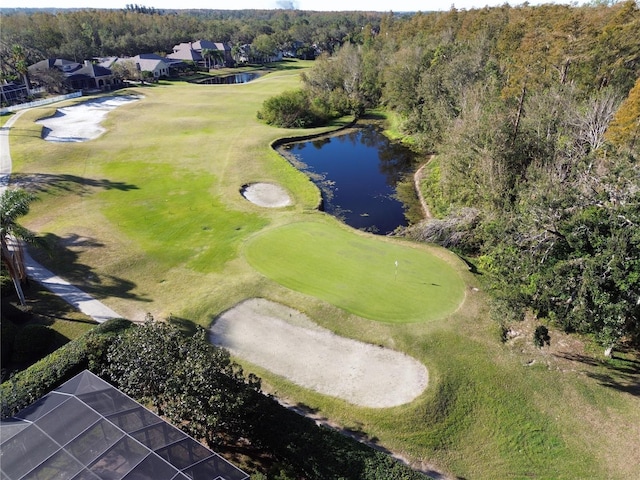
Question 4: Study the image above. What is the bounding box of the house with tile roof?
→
[169,40,233,68]
[99,54,178,81]
[28,59,120,93]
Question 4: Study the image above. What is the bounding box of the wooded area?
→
[281,1,640,353]
[1,2,638,349]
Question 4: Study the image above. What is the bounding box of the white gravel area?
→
[241,182,292,207]
[209,298,428,408]
[36,94,141,142]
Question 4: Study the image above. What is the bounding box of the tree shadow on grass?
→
[554,351,640,397]
[168,315,199,337]
[284,400,450,479]
[11,172,138,196]
[30,232,151,305]
[287,401,389,452]
[264,59,308,71]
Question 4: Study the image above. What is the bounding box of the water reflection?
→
[278,123,417,235]
[194,72,260,84]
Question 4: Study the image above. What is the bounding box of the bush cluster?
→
[257,89,326,128]
[0,318,133,418]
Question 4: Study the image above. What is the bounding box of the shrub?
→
[534,325,551,348]
[0,318,133,418]
[257,89,325,128]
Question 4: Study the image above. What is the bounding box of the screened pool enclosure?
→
[0,370,250,480]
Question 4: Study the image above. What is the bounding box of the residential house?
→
[169,40,233,68]
[100,54,178,80]
[134,53,171,78]
[29,58,120,93]
[167,45,203,64]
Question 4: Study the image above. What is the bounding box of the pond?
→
[194,72,260,84]
[277,123,418,235]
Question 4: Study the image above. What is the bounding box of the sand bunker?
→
[241,182,292,208]
[209,298,428,408]
[37,95,141,142]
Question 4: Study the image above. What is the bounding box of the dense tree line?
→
[375,2,639,352]
[0,7,385,78]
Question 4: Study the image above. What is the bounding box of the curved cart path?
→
[1,109,121,323]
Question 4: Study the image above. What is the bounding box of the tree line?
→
[0,7,385,74]
[384,2,640,354]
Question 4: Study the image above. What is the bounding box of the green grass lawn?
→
[8,60,640,480]
[245,221,465,322]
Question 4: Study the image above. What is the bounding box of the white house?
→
[100,54,173,80]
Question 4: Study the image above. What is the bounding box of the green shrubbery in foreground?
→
[0,319,431,480]
[0,318,133,417]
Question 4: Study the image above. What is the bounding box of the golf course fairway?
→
[244,221,466,323]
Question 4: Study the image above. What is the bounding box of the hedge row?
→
[0,318,133,418]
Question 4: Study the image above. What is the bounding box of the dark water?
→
[278,124,417,235]
[196,72,260,84]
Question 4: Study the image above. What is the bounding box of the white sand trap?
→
[209,298,428,408]
[37,94,141,142]
[241,182,292,208]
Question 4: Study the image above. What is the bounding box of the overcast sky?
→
[2,0,581,13]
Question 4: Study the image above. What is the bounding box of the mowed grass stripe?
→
[245,221,466,323]
[99,162,267,273]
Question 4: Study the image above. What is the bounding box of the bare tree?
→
[574,91,620,152]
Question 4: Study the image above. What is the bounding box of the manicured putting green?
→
[244,222,466,323]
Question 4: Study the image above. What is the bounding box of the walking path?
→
[1,109,121,323]
[413,155,434,220]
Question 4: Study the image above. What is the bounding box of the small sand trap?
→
[209,298,428,408]
[37,95,141,142]
[241,182,291,208]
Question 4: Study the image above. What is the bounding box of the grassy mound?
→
[244,221,465,323]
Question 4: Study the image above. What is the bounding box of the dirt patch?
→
[240,183,291,208]
[504,314,598,372]
[209,298,428,408]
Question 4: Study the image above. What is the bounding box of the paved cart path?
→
[1,109,121,323]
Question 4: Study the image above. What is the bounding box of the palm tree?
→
[211,50,225,68]
[1,188,37,305]
[201,48,213,70]
[11,45,31,96]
